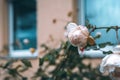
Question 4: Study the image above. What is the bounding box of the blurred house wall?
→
[37,0,77,51]
[0,0,102,79]
[0,0,78,53]
[0,0,8,51]
[0,0,79,79]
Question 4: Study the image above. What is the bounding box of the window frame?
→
[8,1,38,58]
[77,0,117,58]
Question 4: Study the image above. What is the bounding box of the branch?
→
[88,25,120,44]
[95,26,120,30]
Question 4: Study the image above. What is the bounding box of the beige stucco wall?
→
[0,0,77,55]
[37,0,78,51]
[0,0,80,79]
[0,0,8,51]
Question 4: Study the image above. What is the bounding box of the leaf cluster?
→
[33,41,110,80]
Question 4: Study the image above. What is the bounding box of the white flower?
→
[100,53,120,73]
[66,23,89,48]
[100,46,120,79]
[95,32,101,36]
[23,38,29,44]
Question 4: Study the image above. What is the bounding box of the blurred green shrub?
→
[0,41,110,80]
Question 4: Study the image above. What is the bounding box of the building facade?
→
[0,0,77,58]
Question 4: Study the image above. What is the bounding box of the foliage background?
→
[0,41,110,80]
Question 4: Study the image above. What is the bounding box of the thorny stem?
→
[51,53,67,80]
[92,26,120,29]
[116,30,120,44]
[89,26,120,44]
[52,43,71,80]
[90,26,120,32]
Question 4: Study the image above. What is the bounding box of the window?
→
[8,0,38,58]
[78,0,120,57]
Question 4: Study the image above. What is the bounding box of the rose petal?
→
[100,54,120,73]
[66,23,78,33]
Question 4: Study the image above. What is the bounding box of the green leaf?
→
[3,60,15,69]
[39,58,44,66]
[21,60,32,67]
[103,50,113,54]
[106,27,111,32]
[98,42,113,48]
[41,44,49,50]
[19,66,28,72]
[44,55,55,64]
[94,35,101,40]
[8,69,18,77]
[22,77,27,80]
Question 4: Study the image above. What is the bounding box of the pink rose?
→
[100,54,120,80]
[66,23,89,48]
